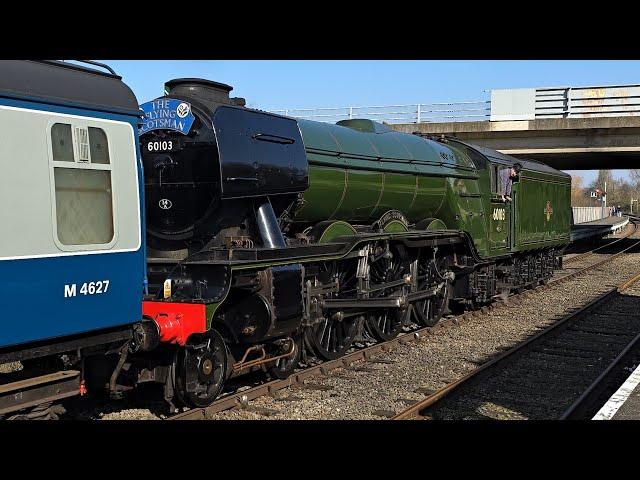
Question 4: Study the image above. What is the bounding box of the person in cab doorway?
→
[499,163,522,202]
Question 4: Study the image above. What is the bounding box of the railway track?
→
[563,219,635,266]
[165,220,640,421]
[393,266,640,420]
[554,221,638,283]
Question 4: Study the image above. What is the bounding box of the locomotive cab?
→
[488,161,516,252]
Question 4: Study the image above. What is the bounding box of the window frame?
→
[47,119,119,252]
[490,160,514,199]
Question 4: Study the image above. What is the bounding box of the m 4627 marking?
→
[64,280,110,298]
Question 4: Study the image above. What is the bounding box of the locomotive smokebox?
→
[141,79,309,258]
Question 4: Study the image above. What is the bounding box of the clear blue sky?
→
[106,60,640,184]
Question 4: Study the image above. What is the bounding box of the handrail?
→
[55,60,118,77]
[77,60,117,75]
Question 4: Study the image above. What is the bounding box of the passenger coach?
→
[0,61,145,418]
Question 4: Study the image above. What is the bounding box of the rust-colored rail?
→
[170,329,426,420]
[560,269,640,420]
[392,262,640,420]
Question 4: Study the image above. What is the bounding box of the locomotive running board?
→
[169,230,465,267]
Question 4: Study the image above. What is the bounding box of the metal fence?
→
[271,100,491,125]
[271,84,640,125]
[572,206,614,225]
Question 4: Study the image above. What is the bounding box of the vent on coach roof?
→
[74,127,90,162]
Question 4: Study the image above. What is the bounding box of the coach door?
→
[489,163,512,252]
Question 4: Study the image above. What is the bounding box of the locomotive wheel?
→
[305,260,360,360]
[175,329,228,408]
[366,309,406,342]
[414,253,451,327]
[365,242,411,341]
[267,335,302,380]
[305,316,360,360]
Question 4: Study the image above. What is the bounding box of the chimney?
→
[164,78,246,111]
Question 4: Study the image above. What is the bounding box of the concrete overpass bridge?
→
[391,115,640,171]
[273,85,640,171]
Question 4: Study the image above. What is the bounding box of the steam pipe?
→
[255,199,286,248]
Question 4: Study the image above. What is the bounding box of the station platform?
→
[593,362,640,420]
[570,215,629,243]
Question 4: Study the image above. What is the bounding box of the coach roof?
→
[0,60,142,117]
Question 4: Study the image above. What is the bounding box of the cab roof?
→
[447,138,571,179]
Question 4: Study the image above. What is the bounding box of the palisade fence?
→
[572,206,614,225]
[270,84,640,125]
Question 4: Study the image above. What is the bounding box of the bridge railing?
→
[271,100,491,124]
[535,85,640,119]
[272,84,640,125]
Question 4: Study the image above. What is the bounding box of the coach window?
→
[88,127,110,164]
[50,123,115,248]
[51,123,74,162]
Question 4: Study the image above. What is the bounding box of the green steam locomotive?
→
[136,79,571,408]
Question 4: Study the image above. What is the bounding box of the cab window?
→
[491,164,512,195]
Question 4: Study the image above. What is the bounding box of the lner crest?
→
[544,201,553,221]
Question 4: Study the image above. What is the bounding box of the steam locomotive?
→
[132,78,571,408]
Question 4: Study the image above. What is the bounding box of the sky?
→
[106,60,640,184]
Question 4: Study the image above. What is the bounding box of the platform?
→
[570,215,629,243]
[593,362,640,420]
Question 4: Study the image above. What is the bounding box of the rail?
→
[393,221,640,420]
[55,60,119,77]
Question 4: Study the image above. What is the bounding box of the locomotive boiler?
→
[136,78,571,408]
